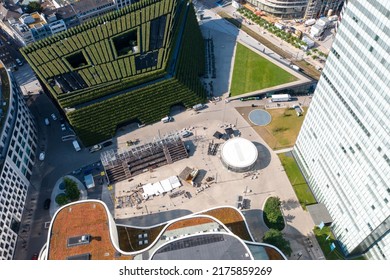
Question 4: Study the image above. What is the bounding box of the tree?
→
[263,229,292,257]
[24,2,43,14]
[55,193,69,206]
[64,177,80,201]
[265,197,281,222]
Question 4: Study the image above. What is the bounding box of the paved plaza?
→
[111,95,321,259]
[107,5,323,260]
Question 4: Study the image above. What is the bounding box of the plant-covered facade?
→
[22,0,206,145]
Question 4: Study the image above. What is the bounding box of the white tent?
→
[142,183,155,199]
[142,176,182,198]
[160,179,173,192]
[152,182,165,195]
[169,176,181,189]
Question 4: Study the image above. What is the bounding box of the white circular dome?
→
[220,138,258,172]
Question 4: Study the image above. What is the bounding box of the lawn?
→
[230,43,297,96]
[264,107,305,149]
[278,153,316,209]
[235,106,306,150]
[313,226,366,260]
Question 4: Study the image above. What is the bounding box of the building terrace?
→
[47,201,132,260]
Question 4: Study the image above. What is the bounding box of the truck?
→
[310,24,324,38]
[271,94,292,102]
[301,36,315,50]
[274,22,285,30]
[161,116,173,123]
[291,64,301,71]
[316,17,330,29]
[72,140,81,152]
[304,19,316,26]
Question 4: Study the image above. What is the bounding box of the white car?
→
[44,118,50,126]
[181,130,192,138]
[39,152,45,161]
[61,124,66,131]
[51,113,57,121]
[89,144,102,153]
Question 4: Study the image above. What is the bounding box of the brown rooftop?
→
[48,201,132,260]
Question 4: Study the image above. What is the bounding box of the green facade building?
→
[22,0,206,145]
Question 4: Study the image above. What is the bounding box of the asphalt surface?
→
[0,28,24,69]
[14,92,105,260]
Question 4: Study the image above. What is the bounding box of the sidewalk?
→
[212,4,326,75]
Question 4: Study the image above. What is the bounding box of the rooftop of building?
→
[0,2,22,21]
[24,12,47,28]
[45,200,287,260]
[47,201,132,260]
[56,0,114,14]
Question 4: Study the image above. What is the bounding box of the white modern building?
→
[294,0,390,259]
[243,0,308,18]
[0,61,37,259]
[220,138,258,172]
[305,0,344,19]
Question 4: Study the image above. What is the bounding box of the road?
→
[13,92,104,260]
[0,28,24,69]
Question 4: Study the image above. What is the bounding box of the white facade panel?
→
[294,0,390,259]
[0,66,37,260]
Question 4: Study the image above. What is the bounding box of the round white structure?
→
[220,138,258,172]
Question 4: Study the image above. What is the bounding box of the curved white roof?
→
[221,138,258,168]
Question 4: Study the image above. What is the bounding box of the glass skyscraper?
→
[294,0,390,260]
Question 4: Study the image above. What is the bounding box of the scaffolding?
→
[101,132,188,184]
[101,132,181,168]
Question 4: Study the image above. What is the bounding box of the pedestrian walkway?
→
[274,147,294,154]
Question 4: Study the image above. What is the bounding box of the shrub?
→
[55,193,69,206]
[263,196,285,230]
[64,177,80,201]
[263,229,292,257]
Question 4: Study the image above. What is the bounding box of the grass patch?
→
[218,11,321,81]
[230,43,297,96]
[235,106,305,150]
[278,153,316,209]
[265,108,305,149]
[263,197,285,231]
[313,226,366,260]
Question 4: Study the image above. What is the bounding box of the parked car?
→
[161,116,173,123]
[44,118,50,126]
[16,58,23,66]
[43,199,51,210]
[181,130,192,138]
[102,141,113,147]
[89,144,102,153]
[51,113,57,120]
[39,152,45,161]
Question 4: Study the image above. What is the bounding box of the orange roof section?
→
[48,201,132,260]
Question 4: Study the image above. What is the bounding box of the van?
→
[72,140,81,152]
[161,116,173,123]
[192,104,205,111]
